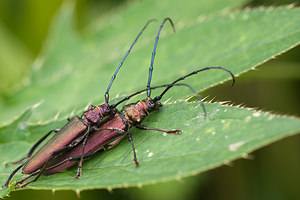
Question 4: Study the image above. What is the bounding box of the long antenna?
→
[146,17,176,98]
[104,19,156,103]
[112,83,199,108]
[153,66,235,102]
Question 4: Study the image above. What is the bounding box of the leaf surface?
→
[0,0,300,197]
[0,102,299,193]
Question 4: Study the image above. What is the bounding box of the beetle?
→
[4,18,235,188]
[3,18,176,188]
[12,66,235,188]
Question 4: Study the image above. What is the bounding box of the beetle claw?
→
[134,161,140,167]
[168,130,181,134]
[14,184,22,189]
[76,168,82,179]
[76,174,81,179]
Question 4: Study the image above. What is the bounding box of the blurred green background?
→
[0,0,299,199]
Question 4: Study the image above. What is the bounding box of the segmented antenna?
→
[112,83,195,107]
[153,66,235,102]
[146,17,176,98]
[104,19,156,103]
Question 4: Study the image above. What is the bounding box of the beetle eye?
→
[89,105,95,110]
[147,101,155,108]
[104,107,111,113]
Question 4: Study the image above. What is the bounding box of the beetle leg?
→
[117,111,135,170]
[95,126,136,166]
[15,126,91,187]
[15,144,76,188]
[43,148,107,173]
[2,162,28,187]
[13,145,79,188]
[76,128,91,179]
[135,124,181,134]
[21,147,108,181]
[75,124,128,179]
[127,133,139,166]
[14,170,38,187]
[118,111,129,132]
[5,129,60,167]
[15,128,92,189]
[14,127,126,187]
[14,146,79,187]
[74,129,138,169]
[96,127,126,134]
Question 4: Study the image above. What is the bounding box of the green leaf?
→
[0,0,300,197]
[0,22,33,97]
[0,102,300,194]
[2,0,299,125]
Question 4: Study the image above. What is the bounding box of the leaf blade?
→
[1,102,299,193]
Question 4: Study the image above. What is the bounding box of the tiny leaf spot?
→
[245,116,251,122]
[229,141,245,152]
[18,122,28,130]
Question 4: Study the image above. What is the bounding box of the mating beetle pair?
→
[3,18,235,188]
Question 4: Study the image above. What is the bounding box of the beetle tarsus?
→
[127,133,140,167]
[135,124,181,135]
[15,183,26,189]
[167,130,181,134]
[76,167,82,179]
[134,160,140,167]
[4,157,27,167]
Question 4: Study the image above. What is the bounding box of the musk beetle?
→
[3,18,174,188]
[13,66,235,188]
[3,18,235,188]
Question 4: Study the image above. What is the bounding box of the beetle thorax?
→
[123,97,162,124]
[82,103,115,125]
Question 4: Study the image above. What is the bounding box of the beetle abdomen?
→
[43,115,125,175]
[23,116,87,174]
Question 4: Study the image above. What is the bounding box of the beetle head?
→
[143,97,162,113]
[83,103,116,124]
